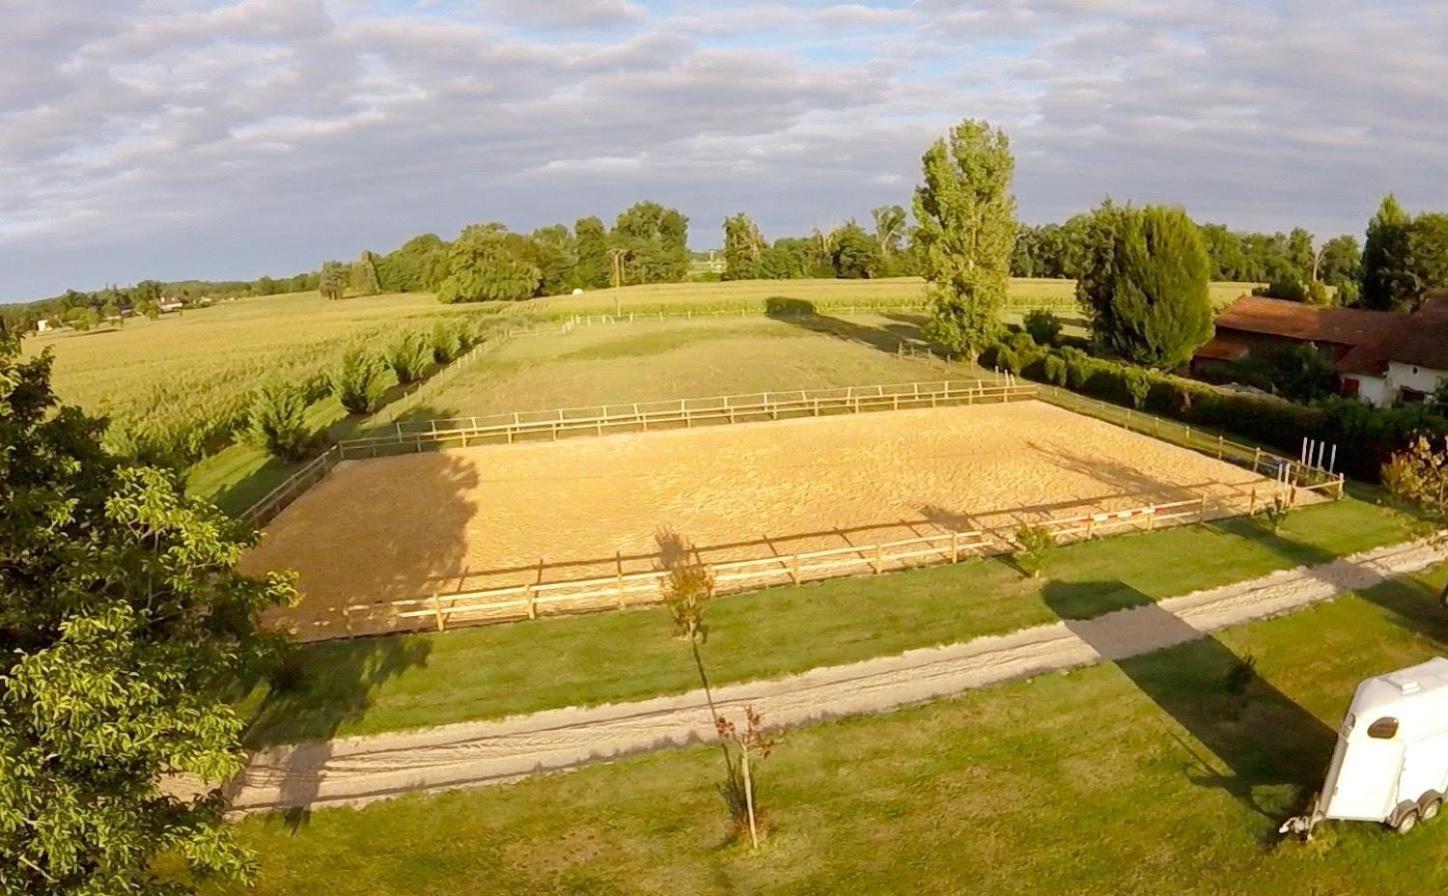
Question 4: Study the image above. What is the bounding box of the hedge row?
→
[985,331,1448,481]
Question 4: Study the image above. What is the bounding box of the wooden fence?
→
[242,446,342,528]
[287,476,1341,641]
[336,379,1040,458]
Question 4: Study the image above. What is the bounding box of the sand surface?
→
[220,537,1448,813]
[244,401,1272,627]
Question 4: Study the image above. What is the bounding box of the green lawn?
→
[219,563,1448,896]
[239,497,1421,747]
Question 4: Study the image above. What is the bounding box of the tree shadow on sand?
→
[1043,580,1336,837]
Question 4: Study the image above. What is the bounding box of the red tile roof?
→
[1209,293,1448,377]
[1194,336,1251,362]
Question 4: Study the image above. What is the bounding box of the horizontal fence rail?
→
[283,472,1343,642]
[336,379,1039,458]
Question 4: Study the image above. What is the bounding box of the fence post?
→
[1217,434,1224,459]
[431,594,445,632]
[874,543,884,574]
[1252,446,1262,474]
[526,585,537,620]
[1248,487,1258,516]
[950,531,959,563]
[1085,516,1095,539]
[616,551,626,609]
[790,555,800,584]
[1198,494,1209,523]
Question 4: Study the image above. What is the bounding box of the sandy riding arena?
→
[243,401,1279,630]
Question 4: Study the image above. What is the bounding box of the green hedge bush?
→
[1012,345,1447,481]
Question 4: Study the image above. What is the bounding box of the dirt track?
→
[242,401,1272,625]
[223,536,1447,814]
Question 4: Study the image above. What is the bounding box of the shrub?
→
[247,379,313,461]
[1122,367,1151,409]
[1042,354,1068,386]
[995,345,1021,375]
[431,321,463,363]
[385,331,432,385]
[1023,309,1063,346]
[331,345,387,415]
[1013,524,1055,578]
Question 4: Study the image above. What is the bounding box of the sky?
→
[3,0,1447,302]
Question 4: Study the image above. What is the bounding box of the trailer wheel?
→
[1392,805,1420,835]
[1420,793,1443,822]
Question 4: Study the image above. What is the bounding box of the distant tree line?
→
[2,271,320,332]
[329,200,694,303]
[719,207,921,281]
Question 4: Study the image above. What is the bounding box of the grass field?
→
[238,496,1418,747]
[218,560,1448,896]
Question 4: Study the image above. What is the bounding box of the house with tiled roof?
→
[1193,293,1448,407]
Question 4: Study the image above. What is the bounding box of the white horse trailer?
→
[1283,658,1448,837]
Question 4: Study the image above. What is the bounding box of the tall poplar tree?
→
[912,119,1017,361]
[721,213,766,280]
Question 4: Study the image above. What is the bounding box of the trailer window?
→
[1367,717,1399,740]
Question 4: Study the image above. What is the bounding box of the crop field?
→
[24,290,493,458]
[217,564,1448,896]
[516,276,1259,315]
[240,399,1279,630]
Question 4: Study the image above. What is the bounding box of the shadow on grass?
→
[237,636,433,831]
[1043,580,1336,834]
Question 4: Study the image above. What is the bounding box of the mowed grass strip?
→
[218,565,1448,896]
[239,497,1420,747]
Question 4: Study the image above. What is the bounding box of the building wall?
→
[1343,374,1392,407]
[1387,361,1447,400]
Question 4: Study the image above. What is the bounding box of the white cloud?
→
[1,0,1446,299]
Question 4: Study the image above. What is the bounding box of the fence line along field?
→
[240,398,1293,634]
[377,314,975,422]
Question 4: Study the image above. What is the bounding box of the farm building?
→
[1194,294,1448,406]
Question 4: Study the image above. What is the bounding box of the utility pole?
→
[605,247,628,317]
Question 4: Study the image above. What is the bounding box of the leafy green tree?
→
[830,221,880,279]
[319,261,348,301]
[247,378,312,460]
[133,279,163,305]
[1077,203,1213,369]
[377,234,449,292]
[528,225,578,295]
[913,119,1018,361]
[0,330,292,894]
[573,217,611,289]
[1287,227,1316,281]
[349,251,382,296]
[613,201,690,284]
[871,204,909,273]
[1361,194,1415,310]
[1406,213,1448,304]
[436,224,542,303]
[330,344,387,414]
[722,213,766,280]
[1317,234,1362,295]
